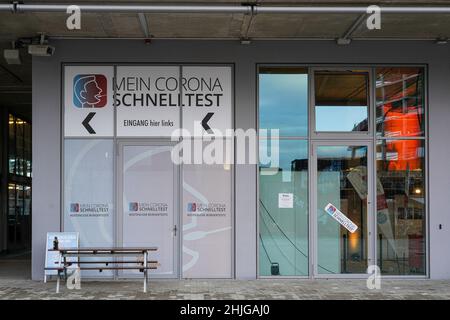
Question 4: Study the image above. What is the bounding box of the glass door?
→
[312,141,374,277]
[118,141,179,278]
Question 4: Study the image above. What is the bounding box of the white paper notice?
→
[278,193,294,209]
[324,203,358,233]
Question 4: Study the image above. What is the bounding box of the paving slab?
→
[0,278,449,300]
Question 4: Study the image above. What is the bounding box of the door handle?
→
[173,225,177,237]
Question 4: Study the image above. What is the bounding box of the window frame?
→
[310,67,374,140]
[256,64,429,279]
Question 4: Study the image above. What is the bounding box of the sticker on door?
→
[324,203,358,233]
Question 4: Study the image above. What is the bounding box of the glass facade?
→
[376,67,425,137]
[259,67,308,137]
[316,145,368,274]
[314,71,369,132]
[259,140,308,276]
[258,67,309,276]
[259,66,427,277]
[376,67,426,275]
[8,114,32,177]
[6,114,32,251]
[61,65,234,279]
[182,140,233,278]
[63,139,114,277]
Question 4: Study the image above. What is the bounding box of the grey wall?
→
[33,39,450,280]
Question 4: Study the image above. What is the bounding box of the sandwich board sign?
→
[44,232,79,282]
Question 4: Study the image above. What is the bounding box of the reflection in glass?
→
[317,146,368,274]
[315,71,369,132]
[8,114,15,174]
[259,140,308,276]
[376,67,425,137]
[6,114,32,250]
[376,140,426,275]
[259,67,308,137]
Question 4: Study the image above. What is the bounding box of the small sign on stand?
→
[44,232,79,283]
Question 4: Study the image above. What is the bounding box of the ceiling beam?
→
[0,64,23,84]
[341,14,368,41]
[138,13,150,39]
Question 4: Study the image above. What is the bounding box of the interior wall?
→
[32,39,450,280]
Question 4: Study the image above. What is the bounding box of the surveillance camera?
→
[28,44,55,56]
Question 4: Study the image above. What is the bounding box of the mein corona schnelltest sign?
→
[64,65,232,138]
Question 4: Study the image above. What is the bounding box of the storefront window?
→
[314,71,369,132]
[258,67,309,276]
[376,66,426,275]
[376,67,425,137]
[259,67,308,137]
[259,65,427,277]
[259,140,308,276]
[376,139,426,275]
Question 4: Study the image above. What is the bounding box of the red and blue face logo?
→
[73,74,107,108]
[187,203,197,212]
[129,202,139,212]
[70,203,80,213]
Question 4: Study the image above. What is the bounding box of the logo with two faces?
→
[187,203,197,212]
[70,203,80,213]
[129,202,139,212]
[73,74,107,108]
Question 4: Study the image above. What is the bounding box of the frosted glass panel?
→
[182,139,233,278]
[122,145,176,277]
[64,139,114,277]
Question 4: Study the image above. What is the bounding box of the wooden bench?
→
[44,247,158,293]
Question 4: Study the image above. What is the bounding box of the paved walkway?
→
[0,278,449,300]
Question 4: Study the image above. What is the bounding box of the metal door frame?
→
[310,140,375,279]
[117,139,180,279]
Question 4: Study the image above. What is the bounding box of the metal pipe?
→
[0,3,449,15]
[0,3,13,12]
[25,36,444,42]
[14,4,252,14]
[255,6,450,14]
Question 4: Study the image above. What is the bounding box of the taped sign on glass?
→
[324,203,358,233]
[278,193,293,209]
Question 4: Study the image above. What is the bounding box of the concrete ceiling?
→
[1,1,450,118]
[1,1,450,40]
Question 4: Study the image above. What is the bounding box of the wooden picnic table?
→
[45,247,158,293]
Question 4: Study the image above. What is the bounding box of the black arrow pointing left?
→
[82,112,96,134]
[201,112,214,134]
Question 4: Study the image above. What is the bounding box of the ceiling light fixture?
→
[3,40,21,64]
